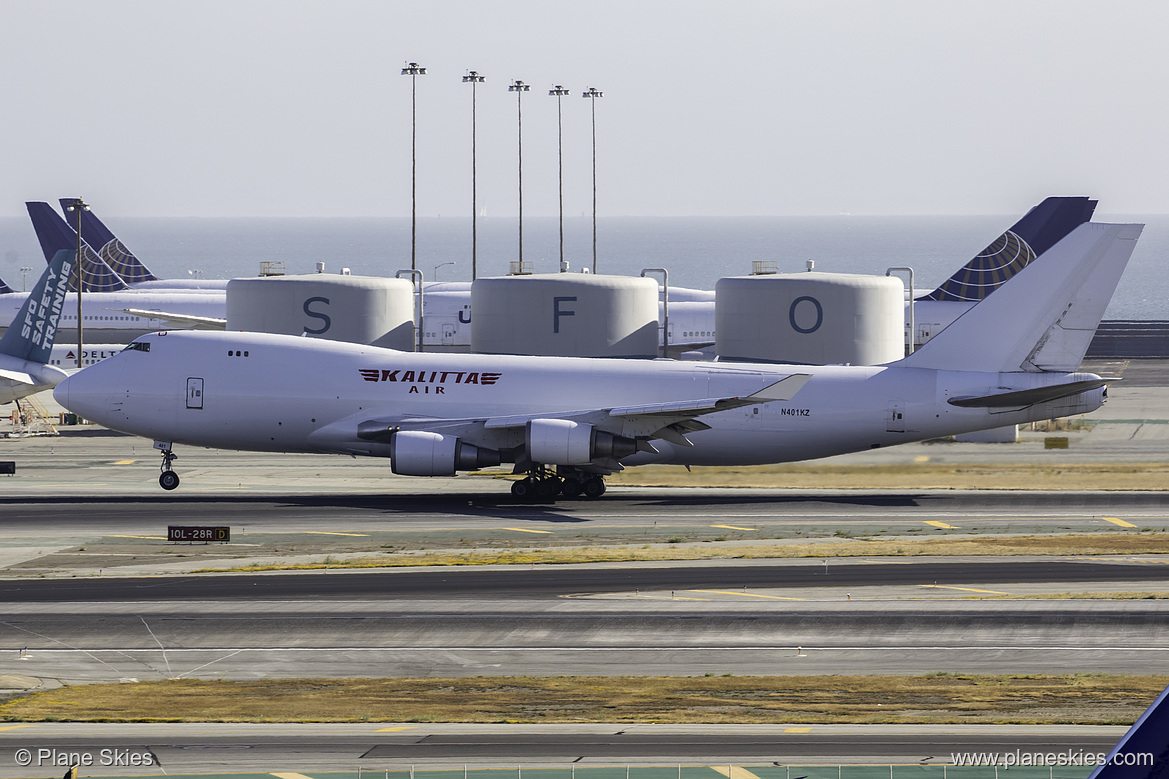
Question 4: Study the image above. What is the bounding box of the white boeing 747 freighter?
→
[54,221,1140,498]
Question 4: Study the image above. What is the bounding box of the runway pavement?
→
[3,558,1168,681]
[0,722,1133,776]
[0,364,1165,771]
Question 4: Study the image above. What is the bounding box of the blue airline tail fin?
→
[26,202,129,293]
[0,250,75,363]
[1087,682,1169,779]
[58,198,158,283]
[899,222,1142,373]
[919,196,1098,302]
[0,276,14,295]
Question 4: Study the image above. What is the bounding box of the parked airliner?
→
[11,197,1093,355]
[54,221,1140,498]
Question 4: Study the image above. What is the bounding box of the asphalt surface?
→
[0,723,1131,776]
[3,558,1168,602]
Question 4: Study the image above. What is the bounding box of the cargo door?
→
[186,377,204,410]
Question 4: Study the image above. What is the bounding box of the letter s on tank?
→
[303,296,331,334]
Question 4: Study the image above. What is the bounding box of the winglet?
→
[749,373,811,402]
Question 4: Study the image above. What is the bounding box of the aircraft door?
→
[442,323,456,347]
[886,401,905,432]
[186,378,204,410]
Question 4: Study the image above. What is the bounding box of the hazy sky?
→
[2,0,1167,218]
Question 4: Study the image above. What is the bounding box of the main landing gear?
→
[510,466,606,502]
[156,441,180,491]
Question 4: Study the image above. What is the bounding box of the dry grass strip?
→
[3,674,1166,726]
[197,533,1169,573]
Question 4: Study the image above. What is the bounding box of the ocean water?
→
[0,214,1164,320]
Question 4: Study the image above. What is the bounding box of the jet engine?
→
[526,418,638,465]
[390,430,500,476]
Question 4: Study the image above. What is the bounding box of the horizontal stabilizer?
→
[948,378,1110,408]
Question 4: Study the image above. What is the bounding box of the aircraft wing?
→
[352,374,811,450]
[115,308,227,330]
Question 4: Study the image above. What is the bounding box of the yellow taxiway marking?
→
[271,773,316,779]
[375,726,418,732]
[1104,517,1138,528]
[692,589,805,601]
[109,534,167,540]
[711,767,764,779]
[0,724,37,732]
[914,456,930,463]
[922,585,1010,595]
[784,727,813,733]
[303,530,369,537]
[710,524,757,531]
[112,459,137,465]
[502,527,553,534]
[925,520,959,529]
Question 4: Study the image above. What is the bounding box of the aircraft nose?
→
[53,363,119,423]
[52,374,71,410]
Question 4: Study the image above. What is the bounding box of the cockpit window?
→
[122,341,151,353]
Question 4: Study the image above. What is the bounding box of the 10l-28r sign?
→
[168,526,230,542]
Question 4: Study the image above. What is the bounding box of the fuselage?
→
[0,290,224,342]
[55,331,1107,469]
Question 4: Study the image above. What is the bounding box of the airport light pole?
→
[434,261,455,282]
[463,70,485,280]
[64,197,89,368]
[582,87,603,274]
[401,61,427,271]
[509,80,530,268]
[19,267,31,292]
[549,85,570,268]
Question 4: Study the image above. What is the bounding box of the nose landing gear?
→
[155,441,180,491]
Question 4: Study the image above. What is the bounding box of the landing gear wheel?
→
[560,478,583,499]
[535,478,560,501]
[511,478,533,500]
[159,471,181,491]
[583,477,606,499]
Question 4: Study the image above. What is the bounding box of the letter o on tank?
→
[527,418,593,465]
[788,295,823,334]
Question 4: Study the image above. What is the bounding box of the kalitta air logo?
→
[359,368,501,395]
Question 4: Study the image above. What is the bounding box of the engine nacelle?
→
[390,430,500,476]
[526,419,638,465]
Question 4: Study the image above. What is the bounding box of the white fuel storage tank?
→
[226,274,415,349]
[471,274,659,358]
[715,272,903,365]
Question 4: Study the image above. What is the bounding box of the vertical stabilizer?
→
[0,250,75,362]
[0,276,14,295]
[899,222,1142,373]
[59,198,158,283]
[919,196,1097,302]
[1087,682,1169,779]
[26,202,129,293]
